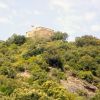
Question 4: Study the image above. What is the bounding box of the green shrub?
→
[51,68,67,81]
[51,32,68,41]
[78,71,94,83]
[6,34,26,46]
[77,89,87,96]
[16,65,25,72]
[22,46,44,59]
[91,92,100,100]
[31,66,48,85]
[12,87,51,100]
[0,75,16,95]
[64,64,71,71]
[78,55,97,71]
[33,56,49,71]
[75,35,100,47]
[0,66,16,78]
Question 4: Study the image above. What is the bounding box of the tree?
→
[6,34,26,45]
[75,35,100,47]
[51,32,68,41]
[78,55,97,71]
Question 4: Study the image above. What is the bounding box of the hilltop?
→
[0,28,100,100]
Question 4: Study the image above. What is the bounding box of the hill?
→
[0,28,100,100]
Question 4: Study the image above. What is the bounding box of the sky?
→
[0,0,100,41]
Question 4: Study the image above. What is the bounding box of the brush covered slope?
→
[0,32,100,100]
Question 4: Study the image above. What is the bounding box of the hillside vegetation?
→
[0,32,100,100]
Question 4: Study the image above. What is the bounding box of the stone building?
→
[26,27,54,39]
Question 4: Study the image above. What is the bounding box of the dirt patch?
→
[18,71,31,78]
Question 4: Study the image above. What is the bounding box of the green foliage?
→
[51,68,67,81]
[51,31,68,41]
[78,55,97,71]
[0,66,16,78]
[77,89,87,97]
[42,80,82,100]
[0,75,17,95]
[30,66,48,85]
[0,34,100,100]
[11,87,51,100]
[78,71,94,83]
[95,54,100,64]
[75,35,100,47]
[22,44,44,59]
[96,67,100,77]
[91,92,100,100]
[6,34,26,45]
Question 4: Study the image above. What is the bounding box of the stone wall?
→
[26,27,54,39]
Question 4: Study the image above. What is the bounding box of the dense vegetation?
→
[0,32,100,100]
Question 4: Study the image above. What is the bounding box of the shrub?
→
[96,67,100,77]
[12,88,41,100]
[0,75,16,95]
[95,55,100,64]
[91,92,100,100]
[0,66,16,78]
[51,68,67,81]
[6,34,26,46]
[51,32,68,41]
[64,64,71,71]
[75,35,100,47]
[77,89,87,97]
[22,46,44,59]
[31,66,48,85]
[16,65,25,72]
[46,55,64,71]
[78,55,97,71]
[42,80,82,100]
[78,71,94,83]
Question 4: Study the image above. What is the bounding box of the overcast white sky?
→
[0,0,100,41]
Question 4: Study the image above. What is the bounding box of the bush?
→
[75,35,100,47]
[16,65,25,72]
[78,55,97,71]
[6,34,26,46]
[33,56,49,71]
[96,67,100,77]
[0,75,16,95]
[64,64,71,71]
[42,80,82,100]
[12,87,50,100]
[78,71,94,83]
[23,46,44,59]
[91,92,100,100]
[76,89,87,97]
[0,66,16,78]
[51,32,68,41]
[31,66,48,85]
[51,68,67,81]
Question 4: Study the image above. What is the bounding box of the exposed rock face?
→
[26,27,54,39]
[60,76,98,97]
